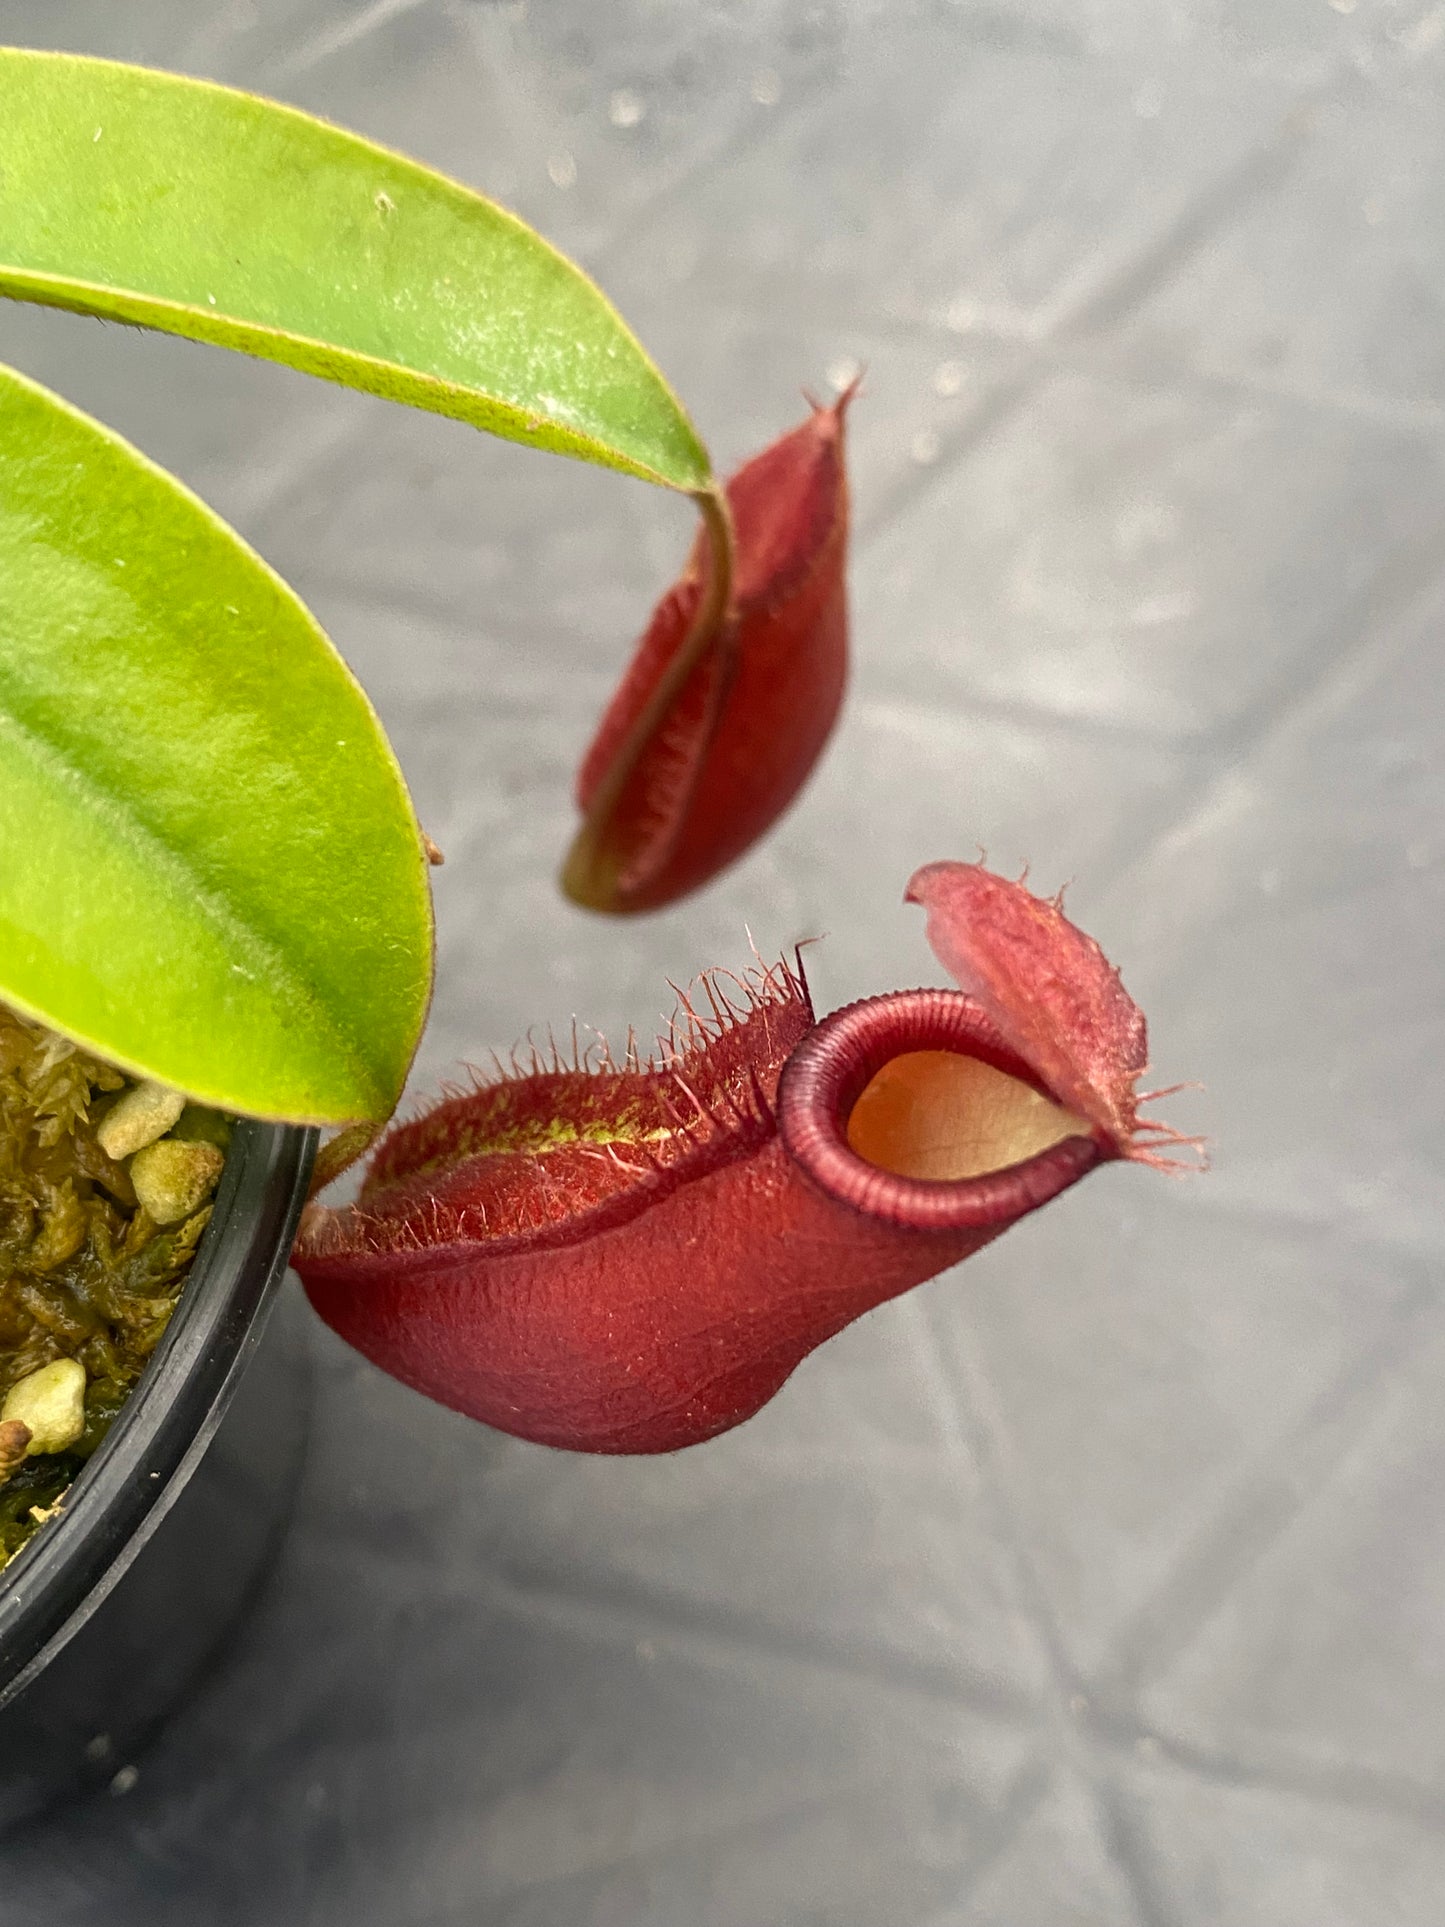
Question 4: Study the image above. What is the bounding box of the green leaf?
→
[0,360,432,1124]
[0,47,711,493]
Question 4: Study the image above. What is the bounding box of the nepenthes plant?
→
[0,48,1195,1480]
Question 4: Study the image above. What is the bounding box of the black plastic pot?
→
[0,1117,317,1828]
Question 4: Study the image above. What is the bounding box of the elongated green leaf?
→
[0,360,432,1123]
[0,48,711,493]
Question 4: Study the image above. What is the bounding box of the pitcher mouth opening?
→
[776,988,1104,1232]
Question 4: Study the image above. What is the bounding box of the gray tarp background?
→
[2,2,1444,1920]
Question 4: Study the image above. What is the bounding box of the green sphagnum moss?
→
[0,1004,226,1566]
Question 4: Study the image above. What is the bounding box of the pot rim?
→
[0,1118,316,1709]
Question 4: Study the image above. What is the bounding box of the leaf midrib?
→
[0,686,378,1112]
[0,266,680,487]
